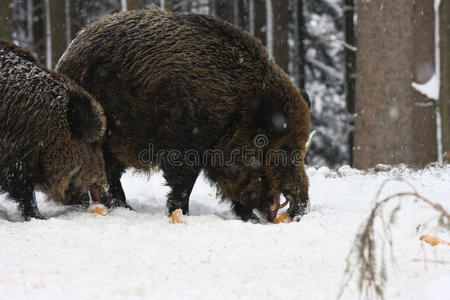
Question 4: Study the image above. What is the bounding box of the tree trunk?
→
[127,0,142,10]
[64,0,71,46]
[161,0,172,11]
[69,0,83,41]
[353,0,437,169]
[33,0,45,63]
[236,0,248,30]
[271,0,289,73]
[440,0,450,160]
[296,0,305,90]
[344,0,355,166]
[47,0,66,69]
[209,0,216,15]
[253,0,266,47]
[0,0,12,41]
[215,0,234,23]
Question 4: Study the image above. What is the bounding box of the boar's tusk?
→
[270,191,282,221]
[279,195,293,209]
[305,130,316,154]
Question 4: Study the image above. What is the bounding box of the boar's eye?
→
[250,96,287,136]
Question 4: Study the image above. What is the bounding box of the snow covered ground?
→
[0,165,449,300]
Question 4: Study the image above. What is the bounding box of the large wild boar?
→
[0,40,109,220]
[56,8,311,222]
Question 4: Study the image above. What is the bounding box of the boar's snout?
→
[268,190,310,222]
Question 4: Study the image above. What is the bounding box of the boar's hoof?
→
[23,210,45,221]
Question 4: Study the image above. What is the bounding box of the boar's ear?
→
[67,92,106,143]
[250,96,287,136]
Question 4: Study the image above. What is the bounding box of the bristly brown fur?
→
[56,8,311,222]
[0,40,109,220]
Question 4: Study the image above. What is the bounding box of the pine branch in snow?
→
[306,56,343,83]
[338,180,450,300]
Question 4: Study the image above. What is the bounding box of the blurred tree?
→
[47,0,66,68]
[252,0,266,46]
[271,0,289,73]
[303,0,349,167]
[127,0,142,10]
[235,0,248,30]
[32,0,45,62]
[173,0,191,12]
[215,0,234,23]
[440,0,450,159]
[344,0,355,165]
[11,0,26,45]
[354,0,437,168]
[295,0,305,90]
[161,0,172,11]
[209,0,216,14]
[0,0,12,41]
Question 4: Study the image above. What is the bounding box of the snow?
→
[412,74,440,101]
[412,0,442,163]
[420,271,450,300]
[1,166,449,299]
[121,0,127,11]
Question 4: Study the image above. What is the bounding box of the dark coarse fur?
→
[0,40,108,220]
[56,8,311,222]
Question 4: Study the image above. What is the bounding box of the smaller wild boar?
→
[0,40,109,220]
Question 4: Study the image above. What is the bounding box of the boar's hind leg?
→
[1,163,44,220]
[162,166,200,215]
[233,203,259,223]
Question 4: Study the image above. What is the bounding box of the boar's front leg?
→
[287,193,310,220]
[233,203,260,223]
[103,151,132,209]
[1,162,44,220]
[162,165,200,215]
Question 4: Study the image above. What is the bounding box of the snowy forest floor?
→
[0,165,449,299]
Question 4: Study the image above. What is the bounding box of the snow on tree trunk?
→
[439,0,450,160]
[44,0,52,69]
[121,0,127,11]
[353,0,437,168]
[249,0,255,35]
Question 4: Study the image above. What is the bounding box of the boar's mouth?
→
[88,184,101,202]
[269,191,293,221]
